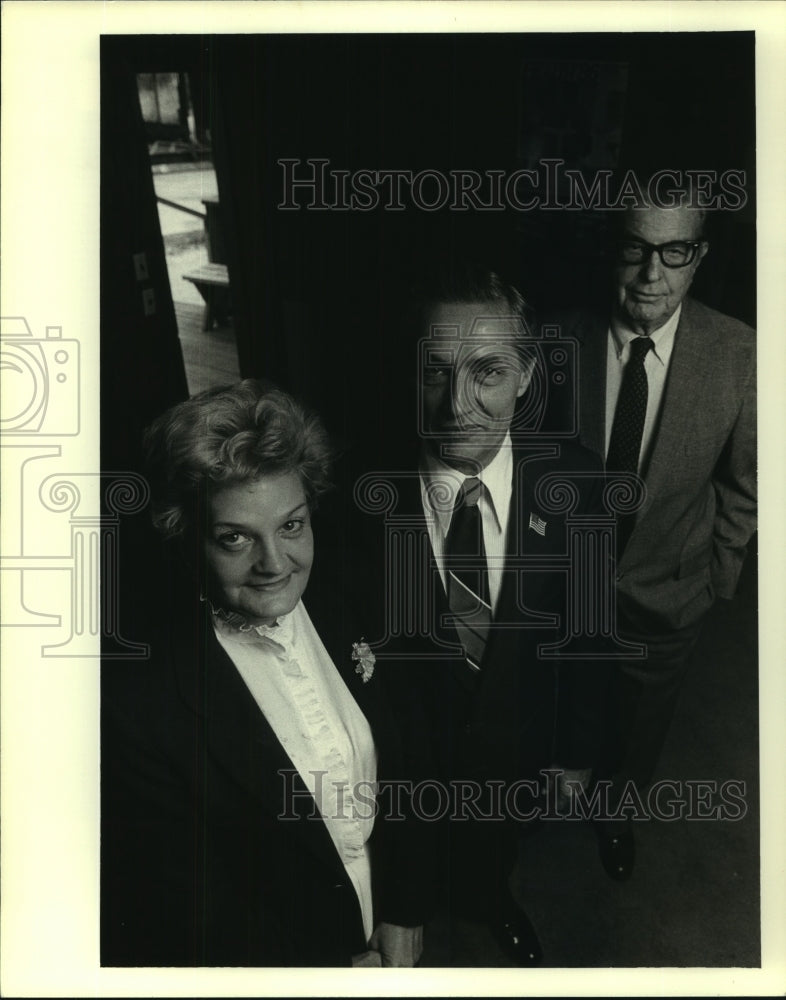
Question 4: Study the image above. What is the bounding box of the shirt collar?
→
[211,601,298,653]
[610,302,682,366]
[420,432,513,533]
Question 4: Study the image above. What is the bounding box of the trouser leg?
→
[443,781,518,922]
[607,616,705,796]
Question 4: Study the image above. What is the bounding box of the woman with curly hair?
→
[101,381,427,968]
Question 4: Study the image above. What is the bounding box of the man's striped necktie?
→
[445,476,491,672]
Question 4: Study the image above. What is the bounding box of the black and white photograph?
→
[2,3,785,996]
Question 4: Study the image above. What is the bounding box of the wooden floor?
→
[174,299,240,395]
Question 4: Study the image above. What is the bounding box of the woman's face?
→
[203,471,314,625]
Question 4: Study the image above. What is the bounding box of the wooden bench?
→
[183,263,232,331]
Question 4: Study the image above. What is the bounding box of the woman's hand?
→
[368,922,424,967]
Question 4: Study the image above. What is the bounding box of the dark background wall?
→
[97,33,760,970]
[102,31,755,476]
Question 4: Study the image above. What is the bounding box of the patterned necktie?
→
[607,335,653,552]
[445,477,491,672]
[607,335,653,474]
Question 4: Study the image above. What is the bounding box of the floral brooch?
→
[351,638,376,683]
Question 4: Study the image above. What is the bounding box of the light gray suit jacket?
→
[569,296,756,633]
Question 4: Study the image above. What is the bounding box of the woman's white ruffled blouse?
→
[212,600,378,942]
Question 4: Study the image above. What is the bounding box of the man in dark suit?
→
[354,265,608,965]
[562,199,757,878]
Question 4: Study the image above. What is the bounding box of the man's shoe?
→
[596,823,635,881]
[490,899,543,966]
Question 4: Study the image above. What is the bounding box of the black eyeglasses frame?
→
[617,238,706,269]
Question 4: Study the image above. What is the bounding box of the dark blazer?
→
[566,296,757,633]
[101,551,430,968]
[352,440,607,785]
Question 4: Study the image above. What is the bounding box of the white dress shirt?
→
[605,304,681,474]
[212,600,378,942]
[419,433,514,615]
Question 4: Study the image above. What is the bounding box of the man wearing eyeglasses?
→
[567,200,757,880]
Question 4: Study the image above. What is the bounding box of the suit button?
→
[616,573,623,582]
[464,723,472,734]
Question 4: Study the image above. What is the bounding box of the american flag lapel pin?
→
[528,512,547,536]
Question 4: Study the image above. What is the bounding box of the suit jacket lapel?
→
[392,464,478,691]
[639,300,712,497]
[625,298,716,545]
[304,589,383,733]
[483,449,562,671]
[494,450,537,622]
[171,600,348,879]
[576,313,609,462]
